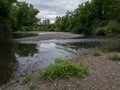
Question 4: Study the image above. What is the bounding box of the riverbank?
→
[3,53,120,90]
[15,32,83,41]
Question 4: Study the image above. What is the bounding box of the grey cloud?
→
[18,0,88,22]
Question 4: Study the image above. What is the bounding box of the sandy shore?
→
[15,32,83,41]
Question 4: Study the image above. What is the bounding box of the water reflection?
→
[0,40,38,85]
[15,43,38,57]
[0,41,17,85]
[58,41,101,51]
[57,38,120,52]
[0,31,12,42]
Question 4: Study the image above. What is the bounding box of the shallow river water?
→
[0,32,120,86]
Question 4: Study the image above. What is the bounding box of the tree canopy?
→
[0,0,120,36]
[10,2,39,31]
[54,0,120,36]
[0,0,39,32]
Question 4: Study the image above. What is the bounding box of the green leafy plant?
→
[93,49,103,56]
[41,59,89,81]
[21,75,32,85]
[105,20,120,36]
[108,53,120,60]
[29,82,36,90]
[35,72,41,80]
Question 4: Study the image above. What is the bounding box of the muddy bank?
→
[2,53,120,90]
[15,32,82,41]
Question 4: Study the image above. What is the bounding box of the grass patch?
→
[108,53,120,61]
[21,75,32,85]
[35,72,41,80]
[41,59,89,81]
[29,82,36,90]
[93,49,103,56]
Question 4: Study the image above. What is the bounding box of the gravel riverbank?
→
[15,32,83,41]
[2,53,120,90]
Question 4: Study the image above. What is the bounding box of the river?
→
[0,32,120,86]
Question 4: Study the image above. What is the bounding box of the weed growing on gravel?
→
[29,82,36,90]
[108,53,120,60]
[21,75,32,85]
[41,59,89,81]
[93,49,103,56]
[35,72,41,80]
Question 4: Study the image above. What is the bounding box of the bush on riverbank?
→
[41,59,89,81]
[93,49,103,56]
[95,20,120,36]
[108,53,120,61]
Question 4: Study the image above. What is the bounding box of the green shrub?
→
[94,20,120,36]
[105,20,120,36]
[29,82,36,90]
[41,59,89,81]
[108,53,120,60]
[35,72,41,80]
[93,49,103,56]
[21,75,32,85]
[95,27,106,36]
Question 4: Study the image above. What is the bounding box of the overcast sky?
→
[18,0,88,22]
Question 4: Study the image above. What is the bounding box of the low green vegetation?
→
[41,59,89,81]
[29,82,36,90]
[35,72,41,80]
[93,49,103,56]
[108,53,120,61]
[21,75,32,85]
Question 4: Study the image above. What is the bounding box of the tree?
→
[54,0,120,36]
[0,0,17,42]
[10,2,39,31]
[0,0,16,31]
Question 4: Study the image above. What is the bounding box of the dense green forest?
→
[53,0,120,36]
[0,0,39,32]
[0,0,120,36]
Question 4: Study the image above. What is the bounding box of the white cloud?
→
[18,0,88,22]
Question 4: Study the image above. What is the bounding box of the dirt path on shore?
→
[4,53,120,90]
[15,32,82,41]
